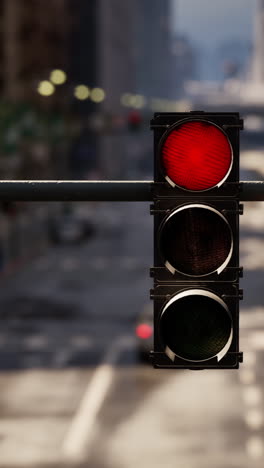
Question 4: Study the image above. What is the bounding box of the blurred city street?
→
[0,1,263,468]
[0,136,260,467]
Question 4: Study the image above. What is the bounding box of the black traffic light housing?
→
[150,111,243,370]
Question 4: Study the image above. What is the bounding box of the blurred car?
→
[48,204,95,245]
[135,303,153,362]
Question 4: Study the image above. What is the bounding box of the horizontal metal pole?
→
[240,181,264,201]
[0,180,262,202]
[0,180,153,202]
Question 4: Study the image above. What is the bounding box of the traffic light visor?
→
[160,290,233,362]
[161,120,232,191]
[158,204,233,276]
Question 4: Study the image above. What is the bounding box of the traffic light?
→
[150,111,244,369]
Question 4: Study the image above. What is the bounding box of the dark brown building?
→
[0,0,70,102]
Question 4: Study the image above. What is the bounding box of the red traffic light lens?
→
[159,205,233,276]
[160,290,232,362]
[161,121,232,191]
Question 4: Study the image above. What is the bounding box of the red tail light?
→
[136,323,153,339]
[161,121,232,191]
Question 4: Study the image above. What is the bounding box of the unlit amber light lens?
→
[159,206,232,276]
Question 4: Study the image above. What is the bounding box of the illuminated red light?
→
[136,323,153,339]
[161,121,232,191]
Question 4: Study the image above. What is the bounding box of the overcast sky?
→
[172,0,256,48]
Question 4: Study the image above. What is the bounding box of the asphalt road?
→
[0,140,263,468]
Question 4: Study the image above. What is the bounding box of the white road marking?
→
[241,150,264,177]
[244,410,263,430]
[104,369,243,468]
[248,331,264,350]
[240,203,264,232]
[242,386,262,406]
[239,369,256,385]
[246,436,264,459]
[240,307,264,329]
[243,351,257,367]
[0,370,85,466]
[240,237,264,270]
[62,336,135,460]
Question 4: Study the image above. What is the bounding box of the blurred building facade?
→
[1,0,70,103]
[64,0,175,178]
[252,0,264,82]
[97,0,138,178]
[170,35,197,96]
[217,39,251,81]
[0,1,72,273]
[70,0,138,178]
[0,0,175,180]
[135,0,173,99]
[69,0,97,113]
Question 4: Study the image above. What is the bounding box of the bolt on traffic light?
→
[150,111,244,369]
